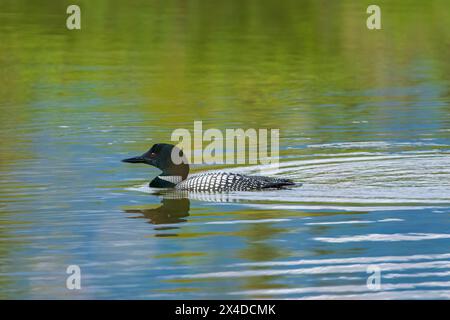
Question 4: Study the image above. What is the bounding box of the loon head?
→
[122,143,189,181]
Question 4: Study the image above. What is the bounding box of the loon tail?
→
[258,177,298,189]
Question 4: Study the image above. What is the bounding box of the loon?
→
[122,143,296,192]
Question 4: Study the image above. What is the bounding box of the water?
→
[1,0,450,299]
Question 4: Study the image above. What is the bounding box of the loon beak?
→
[122,155,146,164]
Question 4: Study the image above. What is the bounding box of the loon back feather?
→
[175,172,295,192]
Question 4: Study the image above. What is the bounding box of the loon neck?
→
[150,175,182,188]
[150,163,188,188]
[161,163,189,180]
[150,161,189,188]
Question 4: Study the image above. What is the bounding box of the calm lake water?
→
[1,0,450,299]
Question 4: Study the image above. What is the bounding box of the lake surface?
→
[1,0,450,299]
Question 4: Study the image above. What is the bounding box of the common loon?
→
[122,143,296,192]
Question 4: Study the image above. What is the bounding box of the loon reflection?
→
[124,197,190,225]
[123,189,247,228]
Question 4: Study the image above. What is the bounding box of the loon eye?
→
[149,152,156,158]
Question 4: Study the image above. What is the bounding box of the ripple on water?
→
[126,149,450,212]
[159,252,450,299]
